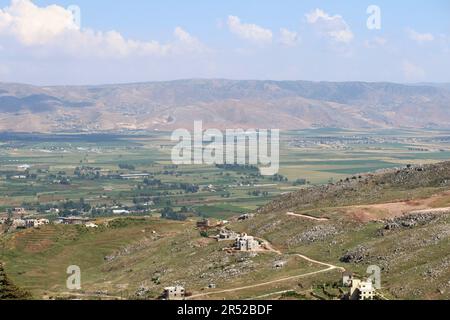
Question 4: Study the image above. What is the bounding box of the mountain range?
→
[0,79,450,132]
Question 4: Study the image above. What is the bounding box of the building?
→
[37,219,50,227]
[85,222,99,228]
[13,208,27,215]
[12,175,27,180]
[238,213,255,221]
[350,279,376,300]
[46,208,60,214]
[59,216,91,225]
[12,219,26,229]
[235,233,260,251]
[216,228,239,241]
[342,271,354,287]
[196,219,211,229]
[162,286,185,300]
[120,173,150,180]
[113,209,130,215]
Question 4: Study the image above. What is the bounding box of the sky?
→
[0,0,449,85]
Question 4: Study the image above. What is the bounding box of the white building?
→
[235,233,260,251]
[85,222,99,228]
[342,271,354,287]
[350,279,376,300]
[12,219,26,229]
[13,208,27,215]
[163,286,185,300]
[46,208,60,214]
[113,209,130,215]
[25,219,50,228]
[12,175,27,180]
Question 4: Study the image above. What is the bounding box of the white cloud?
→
[279,28,299,47]
[402,60,425,80]
[0,0,207,57]
[305,8,354,44]
[227,15,272,44]
[0,0,78,45]
[173,27,209,53]
[407,28,434,44]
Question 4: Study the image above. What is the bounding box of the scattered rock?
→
[340,245,369,263]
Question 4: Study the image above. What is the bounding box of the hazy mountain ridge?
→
[0,79,450,132]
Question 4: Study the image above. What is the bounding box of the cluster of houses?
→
[1,216,100,230]
[0,210,98,230]
[1,218,50,230]
[342,272,376,300]
[213,228,262,252]
[55,216,98,228]
[0,208,49,230]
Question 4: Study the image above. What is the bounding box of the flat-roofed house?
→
[350,279,375,300]
[162,286,185,300]
[235,233,260,251]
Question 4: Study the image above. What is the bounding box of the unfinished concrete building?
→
[216,228,239,241]
[350,279,375,300]
[235,233,260,251]
[162,286,185,300]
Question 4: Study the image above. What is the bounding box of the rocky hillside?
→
[257,161,450,215]
[0,80,450,132]
[239,161,450,299]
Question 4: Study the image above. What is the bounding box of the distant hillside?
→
[257,161,450,215]
[0,79,450,132]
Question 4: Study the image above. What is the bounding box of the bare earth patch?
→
[341,191,450,222]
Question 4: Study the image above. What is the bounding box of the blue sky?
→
[0,0,449,85]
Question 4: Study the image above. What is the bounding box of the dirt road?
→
[187,265,338,300]
[187,238,344,300]
[286,212,329,221]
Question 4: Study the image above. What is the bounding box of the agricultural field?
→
[1,129,450,300]
[1,129,450,220]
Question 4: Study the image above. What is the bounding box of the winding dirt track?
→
[187,266,339,300]
[187,241,344,300]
